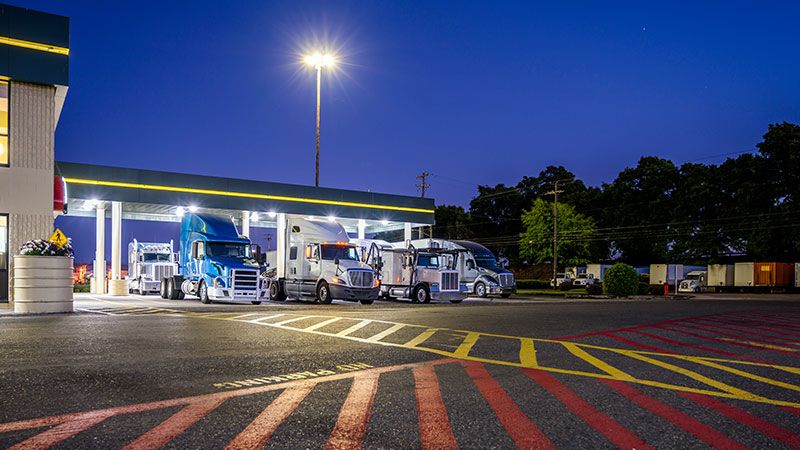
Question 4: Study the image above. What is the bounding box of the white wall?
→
[0,82,56,301]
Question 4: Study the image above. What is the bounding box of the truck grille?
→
[348,269,374,288]
[149,264,175,282]
[441,271,459,291]
[232,269,259,291]
[499,273,514,287]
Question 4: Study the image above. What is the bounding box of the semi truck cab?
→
[126,240,178,295]
[161,213,267,304]
[267,218,380,304]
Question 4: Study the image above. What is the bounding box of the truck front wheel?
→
[412,285,430,304]
[160,278,169,299]
[317,281,333,304]
[198,281,212,304]
[269,281,286,301]
[474,282,488,298]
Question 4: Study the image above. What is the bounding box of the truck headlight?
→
[213,277,226,288]
[330,276,347,285]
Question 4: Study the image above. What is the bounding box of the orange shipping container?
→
[753,262,794,287]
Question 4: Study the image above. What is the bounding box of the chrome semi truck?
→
[160,213,268,304]
[355,239,467,303]
[266,218,379,304]
[407,239,516,298]
[127,240,177,295]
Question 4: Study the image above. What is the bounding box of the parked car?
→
[572,273,596,287]
[550,273,574,287]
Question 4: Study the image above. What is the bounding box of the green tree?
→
[519,199,595,267]
[433,205,473,239]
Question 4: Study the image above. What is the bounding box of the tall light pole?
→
[303,52,335,187]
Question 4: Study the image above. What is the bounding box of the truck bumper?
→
[487,285,515,295]
[430,291,467,302]
[329,285,381,302]
[208,287,268,302]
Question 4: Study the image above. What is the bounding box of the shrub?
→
[559,280,574,291]
[638,282,651,295]
[586,283,603,295]
[603,263,640,296]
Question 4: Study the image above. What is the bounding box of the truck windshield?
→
[206,242,250,258]
[143,253,171,262]
[475,256,500,269]
[417,254,440,267]
[321,245,359,261]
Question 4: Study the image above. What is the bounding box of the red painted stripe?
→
[658,324,789,360]
[681,392,800,449]
[704,314,800,334]
[523,369,653,450]
[226,384,315,450]
[602,332,676,353]
[627,329,759,360]
[123,398,226,450]
[8,412,113,450]
[325,374,379,450]
[784,407,800,417]
[413,365,459,450]
[463,362,555,450]
[601,379,747,450]
[725,314,800,332]
[689,318,800,345]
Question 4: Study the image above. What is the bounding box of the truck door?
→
[304,244,321,295]
[287,245,301,299]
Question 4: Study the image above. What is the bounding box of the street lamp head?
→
[303,52,336,69]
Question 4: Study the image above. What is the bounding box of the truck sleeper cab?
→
[363,241,467,304]
[268,218,379,305]
[161,213,267,304]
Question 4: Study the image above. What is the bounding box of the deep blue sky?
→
[27,0,800,206]
[26,0,799,263]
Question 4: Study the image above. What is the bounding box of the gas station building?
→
[0,3,435,302]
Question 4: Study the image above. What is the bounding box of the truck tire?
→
[166,278,179,300]
[474,281,488,298]
[160,278,169,299]
[269,281,286,302]
[198,280,212,304]
[317,281,333,304]
[412,285,430,304]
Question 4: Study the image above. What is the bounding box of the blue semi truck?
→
[160,213,268,304]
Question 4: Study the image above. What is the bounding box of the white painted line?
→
[228,313,259,321]
[365,323,406,342]
[303,317,342,332]
[272,316,315,327]
[336,320,374,337]
[248,314,287,324]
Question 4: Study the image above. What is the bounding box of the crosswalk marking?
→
[453,332,480,358]
[562,342,633,381]
[249,314,286,323]
[273,315,315,327]
[519,338,537,368]
[405,328,439,348]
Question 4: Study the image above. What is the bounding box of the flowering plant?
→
[19,238,74,257]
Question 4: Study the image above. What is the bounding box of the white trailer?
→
[266,218,380,304]
[707,264,735,291]
[586,264,612,282]
[735,262,755,287]
[127,240,178,295]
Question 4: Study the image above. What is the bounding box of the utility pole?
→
[545,180,565,290]
[416,171,431,238]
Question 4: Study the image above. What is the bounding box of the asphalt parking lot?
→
[1,293,799,448]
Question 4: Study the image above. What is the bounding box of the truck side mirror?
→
[334,257,340,265]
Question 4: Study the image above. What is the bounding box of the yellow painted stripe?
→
[718,337,799,352]
[404,328,439,348]
[563,342,633,380]
[0,35,69,55]
[689,359,800,393]
[617,350,769,401]
[453,332,480,358]
[62,177,435,214]
[519,338,538,368]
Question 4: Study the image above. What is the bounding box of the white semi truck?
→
[127,240,178,295]
[354,239,467,303]
[266,218,380,304]
[406,239,516,298]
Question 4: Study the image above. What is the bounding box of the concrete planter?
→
[13,255,74,314]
